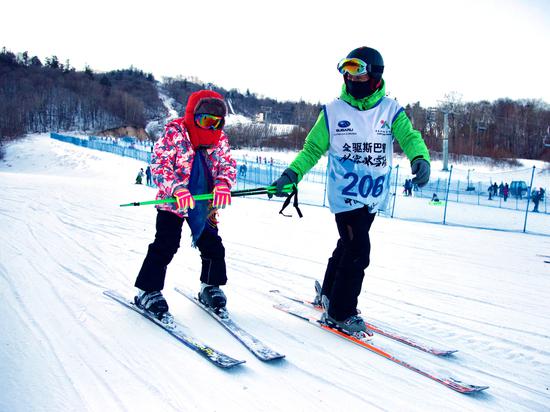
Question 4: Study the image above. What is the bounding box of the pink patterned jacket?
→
[151,118,237,218]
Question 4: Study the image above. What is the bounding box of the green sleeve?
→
[392,111,430,164]
[289,111,330,181]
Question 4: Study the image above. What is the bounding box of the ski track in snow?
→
[1,134,550,411]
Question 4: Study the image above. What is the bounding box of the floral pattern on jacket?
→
[151,118,237,217]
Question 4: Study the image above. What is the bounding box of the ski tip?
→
[220,359,247,368]
[462,385,490,394]
[438,349,459,356]
[259,353,286,362]
[447,378,489,393]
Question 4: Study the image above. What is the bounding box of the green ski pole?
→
[120,184,295,207]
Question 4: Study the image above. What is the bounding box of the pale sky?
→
[2,0,549,107]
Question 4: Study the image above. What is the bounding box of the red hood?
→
[183,90,225,148]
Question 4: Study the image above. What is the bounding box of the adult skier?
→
[133,90,236,320]
[271,46,430,335]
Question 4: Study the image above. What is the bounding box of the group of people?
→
[403,179,415,196]
[135,166,153,186]
[131,46,431,336]
[488,182,509,201]
[256,156,274,165]
[486,182,545,212]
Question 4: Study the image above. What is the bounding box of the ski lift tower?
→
[441,108,451,171]
[437,93,460,172]
[427,107,449,171]
[260,106,272,124]
[427,107,438,124]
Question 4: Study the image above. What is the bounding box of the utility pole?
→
[260,106,272,124]
[442,110,449,171]
[260,106,272,139]
[437,92,461,172]
[427,107,449,171]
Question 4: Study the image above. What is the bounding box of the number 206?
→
[342,172,385,198]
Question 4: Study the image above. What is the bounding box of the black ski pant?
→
[135,210,226,292]
[321,206,376,321]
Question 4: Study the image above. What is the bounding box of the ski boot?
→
[313,280,323,308]
[320,295,371,339]
[314,280,361,313]
[135,289,174,327]
[198,284,228,318]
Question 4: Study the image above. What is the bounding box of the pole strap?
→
[278,185,303,218]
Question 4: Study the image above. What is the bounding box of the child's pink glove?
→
[173,187,195,212]
[212,182,231,209]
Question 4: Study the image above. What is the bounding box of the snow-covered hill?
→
[1,135,549,412]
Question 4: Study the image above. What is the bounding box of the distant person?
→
[488,184,493,200]
[503,183,509,202]
[269,46,430,336]
[133,90,236,322]
[532,188,543,212]
[145,165,152,186]
[239,164,247,178]
[135,168,144,184]
[403,179,413,196]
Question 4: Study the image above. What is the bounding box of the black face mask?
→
[345,78,376,99]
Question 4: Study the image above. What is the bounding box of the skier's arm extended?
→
[288,111,330,181]
[392,111,430,164]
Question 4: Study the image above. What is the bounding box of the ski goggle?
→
[337,58,369,76]
[194,113,224,130]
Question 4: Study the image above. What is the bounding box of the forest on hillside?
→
[1,47,549,161]
[406,97,550,161]
[0,48,165,138]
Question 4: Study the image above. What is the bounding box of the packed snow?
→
[1,134,549,412]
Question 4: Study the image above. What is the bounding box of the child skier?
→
[271,46,430,335]
[133,90,236,321]
[135,168,144,184]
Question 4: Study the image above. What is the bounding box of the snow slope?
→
[1,135,549,412]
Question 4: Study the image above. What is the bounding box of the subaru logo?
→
[338,120,351,128]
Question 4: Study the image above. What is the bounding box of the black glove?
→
[269,168,298,198]
[411,158,430,188]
